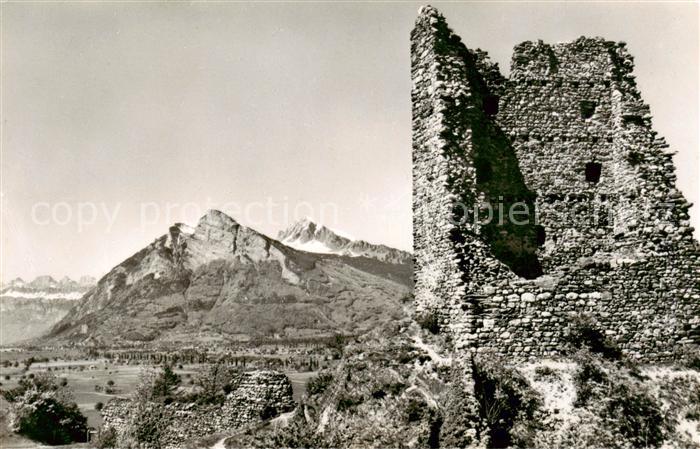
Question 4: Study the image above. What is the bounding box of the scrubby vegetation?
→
[434,375,478,447]
[336,393,364,412]
[224,313,700,449]
[569,352,668,448]
[306,372,334,396]
[187,362,239,404]
[533,365,558,381]
[525,351,700,449]
[473,357,542,448]
[675,345,700,371]
[99,361,295,448]
[416,311,440,334]
[564,315,622,360]
[152,363,181,399]
[117,368,176,448]
[1,372,88,445]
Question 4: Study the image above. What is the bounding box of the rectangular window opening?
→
[585,162,602,183]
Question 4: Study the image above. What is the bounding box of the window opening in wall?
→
[623,115,645,126]
[626,151,644,166]
[535,226,546,246]
[585,162,602,183]
[580,100,596,119]
[483,95,499,116]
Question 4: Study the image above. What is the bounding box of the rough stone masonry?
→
[100,370,295,447]
[412,5,699,361]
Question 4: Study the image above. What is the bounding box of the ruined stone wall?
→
[412,6,477,327]
[411,5,538,338]
[499,39,619,271]
[100,370,295,447]
[412,5,700,361]
[465,258,699,360]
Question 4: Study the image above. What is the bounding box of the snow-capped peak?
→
[278,218,350,254]
[279,218,318,243]
[9,278,26,288]
[0,275,96,301]
[277,219,411,265]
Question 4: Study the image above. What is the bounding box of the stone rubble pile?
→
[100,370,295,447]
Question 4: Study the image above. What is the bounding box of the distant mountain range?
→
[1,276,96,300]
[45,211,412,346]
[1,276,96,345]
[279,218,412,265]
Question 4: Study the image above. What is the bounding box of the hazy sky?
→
[1,1,698,281]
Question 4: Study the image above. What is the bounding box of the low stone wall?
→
[448,243,700,361]
[101,370,295,447]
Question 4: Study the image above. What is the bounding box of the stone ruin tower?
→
[412,5,700,360]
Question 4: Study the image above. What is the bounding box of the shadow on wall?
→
[464,49,543,279]
[474,103,543,279]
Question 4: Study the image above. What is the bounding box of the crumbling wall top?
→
[510,37,634,80]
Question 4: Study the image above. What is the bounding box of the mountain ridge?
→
[2,275,96,292]
[45,210,411,346]
[278,218,412,265]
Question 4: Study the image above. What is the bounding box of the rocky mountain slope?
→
[46,210,411,345]
[278,218,412,265]
[0,276,96,345]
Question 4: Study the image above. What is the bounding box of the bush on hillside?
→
[673,345,700,371]
[572,352,668,448]
[605,383,667,447]
[371,381,405,400]
[534,365,559,381]
[336,393,363,412]
[191,362,239,404]
[152,363,181,400]
[2,372,61,403]
[416,311,440,334]
[118,370,173,448]
[10,390,88,445]
[405,398,428,422]
[473,357,542,448]
[327,333,347,355]
[123,400,172,448]
[4,373,88,445]
[227,411,327,449]
[307,372,334,396]
[573,353,608,407]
